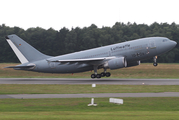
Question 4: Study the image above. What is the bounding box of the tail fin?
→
[6,34,51,64]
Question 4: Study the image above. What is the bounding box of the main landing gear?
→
[91,66,111,79]
[153,56,158,66]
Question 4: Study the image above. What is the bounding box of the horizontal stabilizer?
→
[5,65,35,69]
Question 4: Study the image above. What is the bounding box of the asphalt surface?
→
[0,78,179,85]
[0,78,179,99]
[1,92,179,99]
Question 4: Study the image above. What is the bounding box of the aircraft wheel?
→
[153,62,158,66]
[91,74,96,79]
[106,72,111,77]
[101,72,106,77]
[96,74,101,79]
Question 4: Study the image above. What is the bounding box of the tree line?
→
[0,22,179,63]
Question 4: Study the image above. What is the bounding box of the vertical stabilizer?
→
[6,34,51,63]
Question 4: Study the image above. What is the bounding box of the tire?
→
[101,72,106,77]
[153,62,158,66]
[96,74,101,79]
[91,74,96,79]
[106,72,111,77]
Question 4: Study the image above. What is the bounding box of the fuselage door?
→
[147,40,157,56]
[149,40,156,49]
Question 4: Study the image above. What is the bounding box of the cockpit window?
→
[163,39,168,42]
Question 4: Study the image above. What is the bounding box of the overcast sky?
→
[1,0,179,30]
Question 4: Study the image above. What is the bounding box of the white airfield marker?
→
[88,84,97,106]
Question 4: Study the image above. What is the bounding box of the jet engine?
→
[104,57,127,70]
[127,61,140,67]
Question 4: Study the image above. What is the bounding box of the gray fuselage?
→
[21,37,176,73]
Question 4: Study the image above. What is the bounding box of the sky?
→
[1,0,179,30]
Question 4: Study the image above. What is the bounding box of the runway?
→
[0,78,179,99]
[1,92,179,99]
[0,78,179,85]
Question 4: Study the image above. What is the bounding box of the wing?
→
[47,56,116,65]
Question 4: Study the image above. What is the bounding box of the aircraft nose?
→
[170,40,177,48]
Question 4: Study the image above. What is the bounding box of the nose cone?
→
[156,39,177,55]
[170,40,177,48]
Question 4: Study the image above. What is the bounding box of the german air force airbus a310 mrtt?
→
[5,34,177,79]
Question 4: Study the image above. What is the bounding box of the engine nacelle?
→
[127,61,140,67]
[104,57,127,70]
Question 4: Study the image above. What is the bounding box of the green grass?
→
[0,111,179,120]
[0,84,179,94]
[1,63,179,78]
[0,98,179,112]
[0,85,178,120]
[0,98,179,120]
[1,63,179,119]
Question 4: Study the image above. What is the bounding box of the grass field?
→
[1,63,179,78]
[0,63,179,119]
[0,98,179,120]
[0,111,179,120]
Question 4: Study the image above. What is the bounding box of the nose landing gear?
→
[153,56,158,66]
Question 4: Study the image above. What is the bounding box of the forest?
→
[0,22,179,63]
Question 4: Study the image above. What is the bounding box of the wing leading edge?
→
[48,56,116,63]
